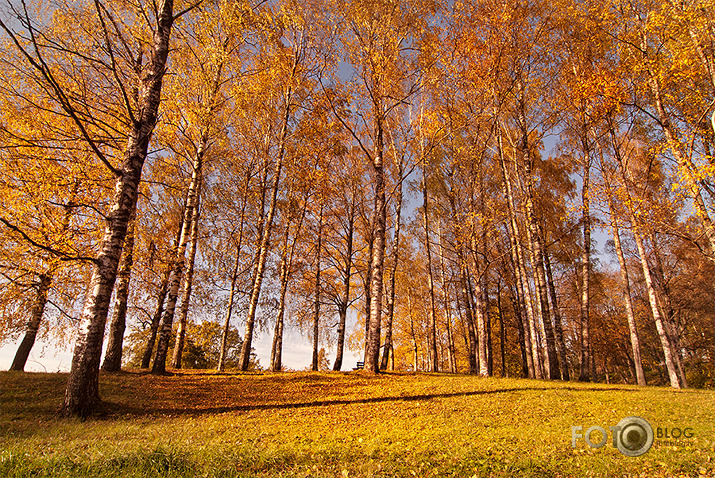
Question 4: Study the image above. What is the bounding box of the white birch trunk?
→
[62,0,175,416]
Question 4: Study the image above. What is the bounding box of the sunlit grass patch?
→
[1,370,714,476]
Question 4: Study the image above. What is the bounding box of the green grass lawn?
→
[1,370,714,477]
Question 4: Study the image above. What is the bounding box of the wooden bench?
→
[353,361,364,370]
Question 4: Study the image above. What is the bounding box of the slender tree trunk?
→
[422,160,439,372]
[612,138,683,388]
[447,185,478,373]
[365,120,387,372]
[101,216,136,372]
[218,245,241,372]
[521,154,560,380]
[579,148,592,382]
[523,225,549,378]
[479,175,493,377]
[512,97,547,379]
[141,262,171,369]
[271,188,308,372]
[610,216,646,386]
[650,237,688,387]
[497,284,506,377]
[605,117,646,385]
[460,264,478,374]
[238,156,281,370]
[497,131,536,378]
[506,230,533,379]
[631,225,683,388]
[171,189,201,369]
[10,274,52,371]
[484,274,493,376]
[509,284,530,378]
[334,211,354,371]
[542,240,569,380]
[473,275,489,376]
[407,291,418,371]
[470,236,489,377]
[168,62,224,370]
[12,187,75,372]
[311,207,324,371]
[271,217,292,372]
[219,174,252,372]
[363,231,373,355]
[238,79,295,371]
[520,246,542,379]
[62,0,175,416]
[437,220,457,373]
[445,293,456,374]
[380,168,401,370]
[153,147,204,375]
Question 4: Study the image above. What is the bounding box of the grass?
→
[1,370,714,477]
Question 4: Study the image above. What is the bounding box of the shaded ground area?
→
[1,370,714,477]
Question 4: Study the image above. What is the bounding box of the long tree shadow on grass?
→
[104,386,642,418]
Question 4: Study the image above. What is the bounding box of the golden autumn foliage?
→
[1,0,715,421]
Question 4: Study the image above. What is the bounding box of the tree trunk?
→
[153,145,204,375]
[473,274,489,376]
[484,273,493,376]
[437,220,457,373]
[579,148,591,382]
[631,225,683,388]
[364,121,387,372]
[521,154,560,380]
[650,236,688,387]
[333,213,353,371]
[311,207,324,372]
[363,230,373,356]
[407,291,419,371]
[239,78,296,370]
[171,188,201,369]
[542,239,569,380]
[238,156,282,371]
[519,243,543,379]
[497,284,506,377]
[380,269,398,370]
[12,186,75,372]
[334,204,355,371]
[460,263,478,374]
[62,0,175,417]
[612,140,683,388]
[168,61,226,371]
[141,261,172,369]
[610,217,646,386]
[605,117,646,385]
[10,273,52,371]
[101,216,135,372]
[219,171,252,372]
[421,160,439,372]
[270,213,294,372]
[218,244,241,372]
[380,181,400,370]
[507,283,529,378]
[478,175,493,377]
[497,130,536,378]
[270,187,308,372]
[447,185,478,373]
[470,236,489,377]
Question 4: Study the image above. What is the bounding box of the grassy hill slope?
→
[1,370,714,477]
